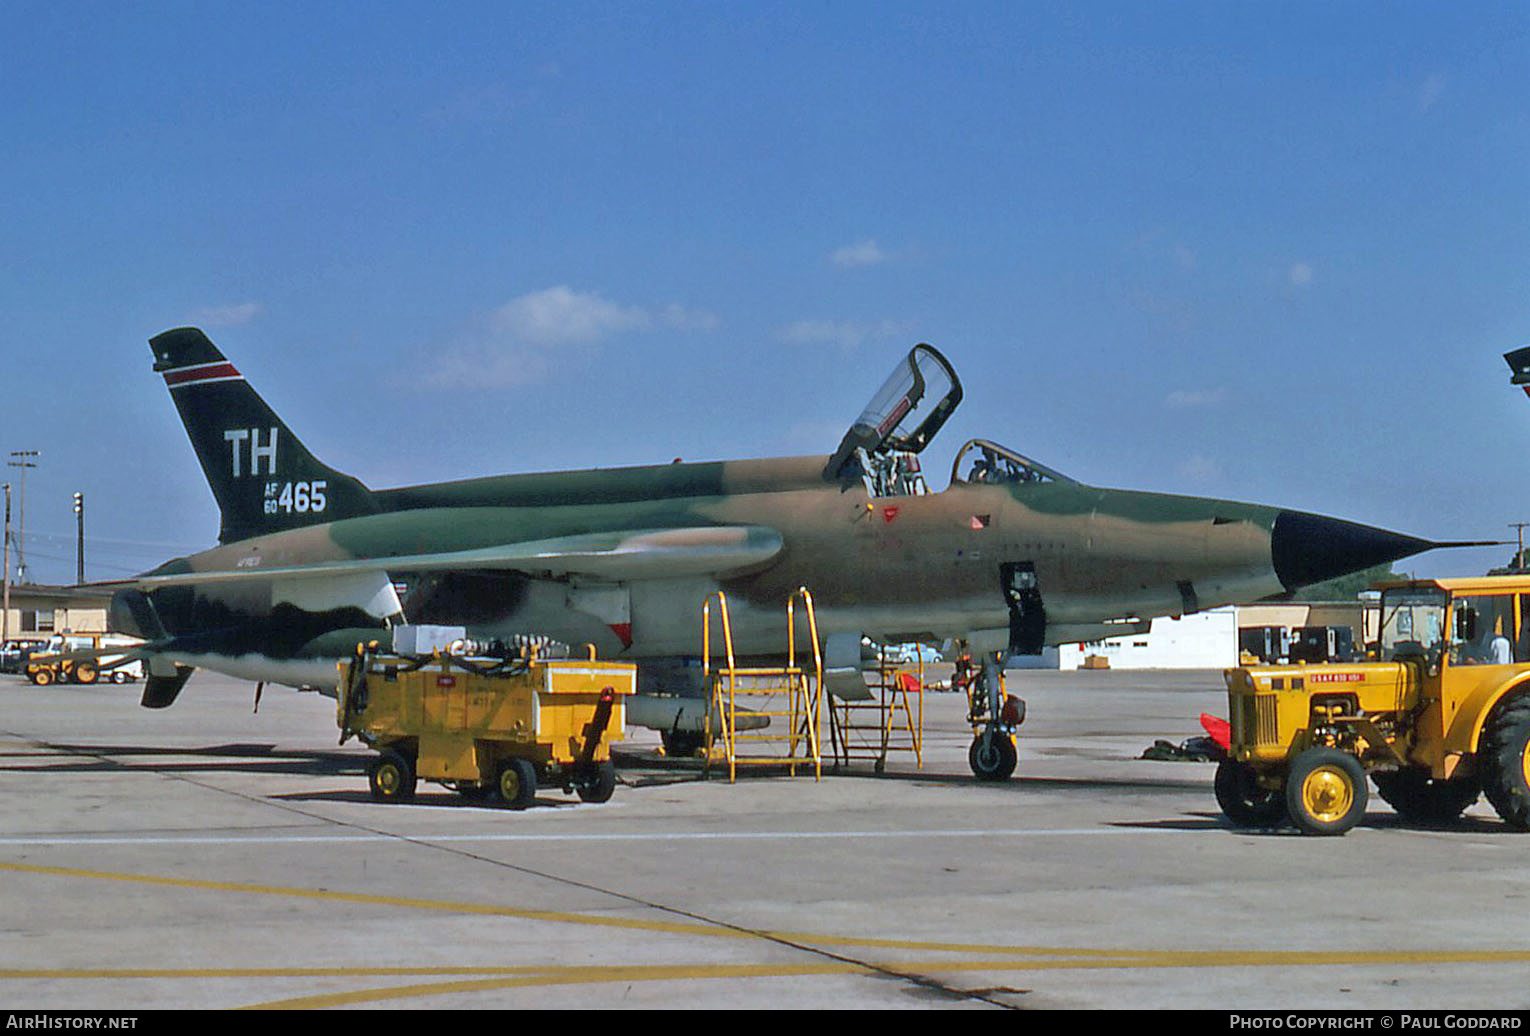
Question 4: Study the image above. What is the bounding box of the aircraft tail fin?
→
[150,328,380,544]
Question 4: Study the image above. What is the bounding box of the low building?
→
[1,584,110,639]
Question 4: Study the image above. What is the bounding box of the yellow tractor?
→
[1218,576,1530,835]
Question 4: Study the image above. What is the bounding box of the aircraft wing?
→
[129,525,785,588]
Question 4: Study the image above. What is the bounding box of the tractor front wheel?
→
[1286,747,1367,836]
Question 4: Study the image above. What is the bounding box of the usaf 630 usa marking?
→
[105,327,1463,777]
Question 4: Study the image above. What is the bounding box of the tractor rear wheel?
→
[1481,696,1530,831]
[1286,747,1367,836]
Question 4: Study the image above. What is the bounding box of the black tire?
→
[496,758,537,809]
[575,760,618,803]
[1214,759,1287,828]
[1481,696,1530,831]
[368,749,417,803]
[74,662,98,685]
[968,731,1017,781]
[1372,768,1479,825]
[1286,747,1367,836]
[660,730,706,758]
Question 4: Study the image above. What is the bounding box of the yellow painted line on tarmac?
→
[8,858,1530,1009]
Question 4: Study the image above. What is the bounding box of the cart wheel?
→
[496,758,537,810]
[1214,759,1287,828]
[1286,747,1367,836]
[968,730,1017,781]
[32,668,53,686]
[74,662,98,685]
[575,760,618,804]
[368,749,416,803]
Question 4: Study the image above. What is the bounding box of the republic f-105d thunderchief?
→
[110,329,1458,777]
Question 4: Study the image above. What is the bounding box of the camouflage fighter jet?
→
[109,329,1452,777]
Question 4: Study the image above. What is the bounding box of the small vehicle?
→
[338,645,635,808]
[0,638,49,674]
[25,633,145,685]
[1217,576,1530,835]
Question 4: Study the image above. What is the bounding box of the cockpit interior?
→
[825,344,1074,499]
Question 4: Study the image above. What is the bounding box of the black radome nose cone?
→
[1272,510,1436,592]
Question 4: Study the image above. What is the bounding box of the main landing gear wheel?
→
[368,749,417,803]
[1214,759,1286,828]
[496,758,537,810]
[1481,696,1530,831]
[969,731,1017,781]
[1286,747,1367,836]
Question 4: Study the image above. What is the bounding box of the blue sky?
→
[1,2,1527,583]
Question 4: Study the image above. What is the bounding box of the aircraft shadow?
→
[0,742,362,778]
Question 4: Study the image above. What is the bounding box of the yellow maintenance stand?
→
[338,645,635,808]
[1219,575,1530,835]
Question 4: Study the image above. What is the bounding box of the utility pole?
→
[2,483,10,643]
[7,451,38,585]
[73,492,84,585]
[1513,523,1530,572]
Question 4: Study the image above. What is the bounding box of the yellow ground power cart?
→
[337,645,635,809]
[1218,576,1530,836]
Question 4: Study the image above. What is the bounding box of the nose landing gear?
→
[957,647,1027,781]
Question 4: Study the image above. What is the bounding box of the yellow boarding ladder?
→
[703,588,823,782]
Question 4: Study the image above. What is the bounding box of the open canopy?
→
[824,344,962,481]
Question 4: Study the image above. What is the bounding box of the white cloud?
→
[190,302,261,327]
[491,286,650,346]
[424,286,718,390]
[778,318,910,351]
[1289,262,1314,288]
[1165,387,1227,409]
[830,239,890,269]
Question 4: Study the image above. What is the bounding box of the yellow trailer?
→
[337,647,635,808]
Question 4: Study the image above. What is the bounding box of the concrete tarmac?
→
[1,666,1529,1011]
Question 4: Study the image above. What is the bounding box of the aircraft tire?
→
[660,730,706,758]
[1213,759,1286,828]
[1286,747,1367,836]
[1371,768,1479,825]
[968,731,1017,781]
[496,758,537,810]
[1481,696,1530,831]
[575,760,618,803]
[368,749,417,803]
